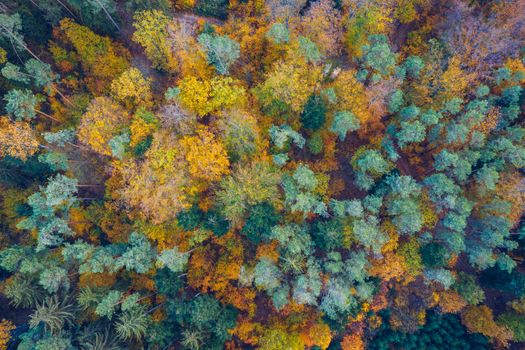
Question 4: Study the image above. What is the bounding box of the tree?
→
[255,56,322,114]
[266,23,289,44]
[3,89,42,121]
[156,246,190,273]
[300,94,327,131]
[254,258,282,291]
[258,329,305,350]
[198,33,240,75]
[115,305,150,341]
[300,0,343,56]
[241,202,281,244]
[114,232,155,273]
[331,111,360,141]
[111,67,153,109]
[17,174,78,251]
[54,18,129,93]
[178,76,246,116]
[352,216,388,254]
[453,272,485,305]
[362,35,397,77]
[0,319,15,350]
[216,110,261,163]
[195,0,229,19]
[132,10,177,72]
[0,117,39,160]
[29,296,76,335]
[118,130,192,224]
[179,127,230,182]
[78,96,130,156]
[216,162,281,225]
[461,305,512,346]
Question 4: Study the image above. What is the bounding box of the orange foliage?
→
[79,272,117,288]
[0,319,15,350]
[438,290,467,313]
[341,332,365,350]
[300,322,332,349]
[0,117,39,160]
[179,127,230,182]
[369,252,407,282]
[256,241,280,262]
[461,305,513,346]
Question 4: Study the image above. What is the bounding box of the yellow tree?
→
[110,67,153,109]
[330,70,374,129]
[0,116,39,160]
[117,130,193,224]
[132,10,178,72]
[54,18,130,93]
[178,76,246,117]
[78,96,130,156]
[254,55,322,114]
[179,127,230,182]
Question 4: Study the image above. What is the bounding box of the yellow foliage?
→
[179,127,230,181]
[0,116,39,160]
[55,18,130,93]
[394,0,419,24]
[111,67,153,109]
[130,115,157,147]
[132,10,178,72]
[439,56,474,103]
[345,5,392,58]
[381,221,399,254]
[0,48,6,64]
[78,96,130,156]
[178,76,246,116]
[256,241,280,262]
[0,319,15,350]
[331,70,373,126]
[255,56,322,113]
[118,130,193,224]
[461,306,513,346]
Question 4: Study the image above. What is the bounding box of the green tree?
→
[198,33,240,75]
[300,94,327,131]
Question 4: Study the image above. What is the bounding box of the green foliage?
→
[369,311,489,350]
[4,89,41,120]
[300,94,327,131]
[195,0,229,19]
[29,296,76,334]
[198,33,240,75]
[254,257,282,291]
[331,111,360,141]
[298,36,322,64]
[115,305,150,341]
[453,272,485,305]
[266,23,289,44]
[156,246,189,273]
[421,242,450,268]
[362,35,397,76]
[114,232,155,273]
[241,202,281,243]
[497,312,525,341]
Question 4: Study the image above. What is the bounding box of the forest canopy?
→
[0,0,524,349]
